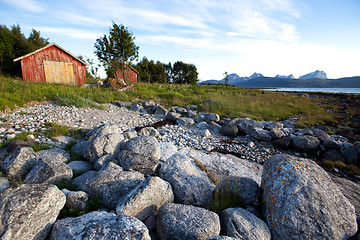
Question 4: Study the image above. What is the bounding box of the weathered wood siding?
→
[19,45,86,86]
[115,65,137,84]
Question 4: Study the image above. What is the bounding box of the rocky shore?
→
[0,99,359,239]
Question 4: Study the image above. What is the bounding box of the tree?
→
[135,57,167,83]
[28,29,49,52]
[0,24,49,76]
[224,71,229,86]
[94,22,139,79]
[172,61,198,84]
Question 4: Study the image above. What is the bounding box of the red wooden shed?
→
[13,43,87,86]
[115,65,137,84]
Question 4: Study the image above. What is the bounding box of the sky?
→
[1,0,360,80]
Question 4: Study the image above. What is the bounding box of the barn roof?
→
[13,43,87,65]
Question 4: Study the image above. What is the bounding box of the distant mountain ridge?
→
[200,70,360,88]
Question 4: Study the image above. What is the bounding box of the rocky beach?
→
[0,95,359,239]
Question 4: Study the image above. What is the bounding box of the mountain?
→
[299,70,327,80]
[275,74,294,79]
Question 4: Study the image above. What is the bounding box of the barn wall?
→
[116,66,137,84]
[20,45,86,86]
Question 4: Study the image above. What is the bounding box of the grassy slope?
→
[0,77,337,127]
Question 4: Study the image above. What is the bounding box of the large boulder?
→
[49,211,150,240]
[36,148,70,163]
[116,176,174,220]
[261,154,357,240]
[182,148,263,186]
[159,153,215,207]
[291,135,320,152]
[220,120,239,137]
[118,136,160,175]
[23,158,73,184]
[213,176,259,210]
[251,128,272,142]
[0,184,65,240]
[156,203,220,240]
[237,118,263,135]
[221,208,271,240]
[82,124,124,162]
[1,147,36,178]
[73,162,145,209]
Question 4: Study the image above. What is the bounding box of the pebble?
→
[0,102,287,163]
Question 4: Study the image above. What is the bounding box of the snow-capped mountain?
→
[275,74,295,79]
[299,70,327,79]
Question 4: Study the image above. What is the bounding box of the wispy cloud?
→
[36,27,100,40]
[0,0,44,12]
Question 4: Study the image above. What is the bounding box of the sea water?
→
[262,88,360,94]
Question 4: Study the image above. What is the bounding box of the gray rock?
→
[37,148,70,163]
[220,120,239,137]
[156,203,220,240]
[24,158,73,184]
[209,121,222,132]
[324,139,342,150]
[111,100,132,108]
[202,129,212,138]
[251,128,272,142]
[204,113,220,123]
[131,103,145,112]
[0,184,65,240]
[49,211,150,240]
[82,124,124,162]
[67,160,93,173]
[159,153,215,207]
[154,104,168,115]
[186,104,198,111]
[0,178,10,193]
[138,127,160,137]
[1,147,36,178]
[197,121,211,130]
[295,128,313,136]
[314,129,332,142]
[116,176,174,220]
[182,148,263,186]
[237,118,264,135]
[291,135,320,152]
[73,162,145,209]
[331,174,360,221]
[123,129,138,139]
[176,117,195,125]
[340,145,358,164]
[263,122,283,130]
[221,208,271,240]
[322,149,345,162]
[71,140,91,156]
[269,128,285,139]
[118,136,160,175]
[170,106,187,114]
[159,141,178,162]
[94,153,115,170]
[142,100,156,108]
[261,154,357,240]
[206,237,238,240]
[167,111,182,120]
[65,190,89,210]
[213,176,259,209]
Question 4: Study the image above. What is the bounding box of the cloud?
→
[37,27,100,40]
[0,0,44,12]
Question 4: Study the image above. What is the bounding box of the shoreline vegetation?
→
[0,76,343,128]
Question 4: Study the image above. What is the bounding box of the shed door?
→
[43,61,75,85]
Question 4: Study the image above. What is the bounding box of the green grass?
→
[0,77,338,127]
[323,160,360,176]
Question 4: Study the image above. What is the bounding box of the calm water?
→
[262,88,360,94]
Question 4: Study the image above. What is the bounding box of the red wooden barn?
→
[115,65,138,84]
[13,43,87,86]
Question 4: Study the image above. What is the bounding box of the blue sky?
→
[1,0,359,80]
